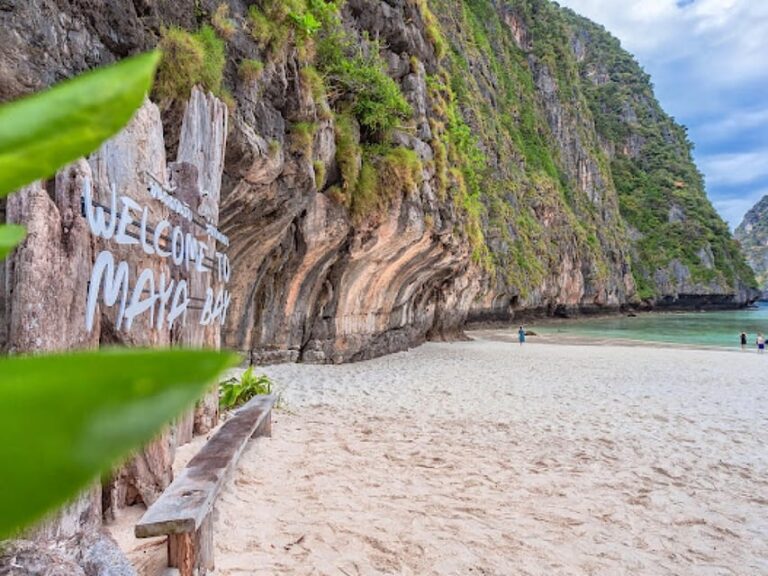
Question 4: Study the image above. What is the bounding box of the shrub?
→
[212,3,237,40]
[351,159,380,219]
[154,25,226,101]
[248,5,277,47]
[289,121,317,156]
[290,11,321,37]
[382,146,423,193]
[195,25,226,94]
[415,0,448,60]
[239,58,264,82]
[317,24,412,133]
[300,65,325,103]
[350,145,423,221]
[334,112,361,198]
[154,27,206,101]
[219,367,273,410]
[313,160,327,188]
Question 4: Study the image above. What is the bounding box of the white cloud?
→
[714,187,768,229]
[557,0,768,227]
[558,0,768,88]
[698,149,768,186]
[697,107,768,140]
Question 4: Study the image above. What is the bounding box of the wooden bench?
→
[135,395,275,576]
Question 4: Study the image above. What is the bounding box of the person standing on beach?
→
[518,325,526,345]
[741,331,748,350]
[757,333,765,354]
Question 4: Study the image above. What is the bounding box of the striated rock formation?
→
[0,0,756,365]
[735,195,768,298]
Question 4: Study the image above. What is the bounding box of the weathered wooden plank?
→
[135,395,275,538]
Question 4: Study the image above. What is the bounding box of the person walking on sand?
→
[757,333,765,354]
[518,325,526,345]
[741,331,748,350]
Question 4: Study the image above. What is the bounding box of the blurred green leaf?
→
[0,348,237,538]
[0,51,160,198]
[0,224,25,260]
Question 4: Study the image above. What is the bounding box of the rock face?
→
[735,195,768,298]
[0,0,756,369]
[1,91,227,572]
[558,6,758,307]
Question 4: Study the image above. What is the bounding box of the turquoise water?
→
[531,303,768,349]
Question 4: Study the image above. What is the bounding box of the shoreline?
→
[466,301,760,331]
[468,327,750,354]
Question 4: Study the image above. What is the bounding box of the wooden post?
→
[168,532,195,576]
[197,514,215,573]
[254,408,272,438]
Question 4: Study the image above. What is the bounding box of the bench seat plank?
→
[135,395,275,538]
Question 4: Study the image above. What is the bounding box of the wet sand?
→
[208,337,768,575]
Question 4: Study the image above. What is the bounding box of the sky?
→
[555,0,768,229]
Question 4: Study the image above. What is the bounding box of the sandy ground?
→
[198,336,768,576]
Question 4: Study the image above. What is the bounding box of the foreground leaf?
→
[0,348,236,538]
[0,224,26,260]
[0,51,160,197]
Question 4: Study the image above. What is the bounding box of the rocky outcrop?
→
[1,89,228,572]
[735,195,768,297]
[559,5,756,304]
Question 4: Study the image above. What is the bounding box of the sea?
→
[531,302,768,350]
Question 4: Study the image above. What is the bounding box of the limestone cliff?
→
[735,195,768,296]
[0,0,756,366]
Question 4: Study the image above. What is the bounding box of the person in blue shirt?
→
[518,325,526,345]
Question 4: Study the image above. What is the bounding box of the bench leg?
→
[168,533,194,576]
[198,514,215,573]
[168,515,214,576]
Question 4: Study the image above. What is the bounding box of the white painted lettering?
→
[86,251,130,332]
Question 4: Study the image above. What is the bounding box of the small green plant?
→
[350,146,423,221]
[268,138,282,157]
[313,160,327,188]
[248,5,274,46]
[300,66,325,103]
[415,0,448,60]
[290,11,321,37]
[334,111,361,201]
[289,121,317,156]
[239,58,265,82]
[154,25,226,101]
[317,23,412,134]
[196,24,226,93]
[219,367,273,410]
[211,3,237,40]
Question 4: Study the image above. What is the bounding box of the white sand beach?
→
[134,336,764,576]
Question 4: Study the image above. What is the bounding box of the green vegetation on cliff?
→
[559,8,755,297]
[424,0,754,301]
[155,25,226,101]
[154,0,754,306]
[735,196,768,291]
